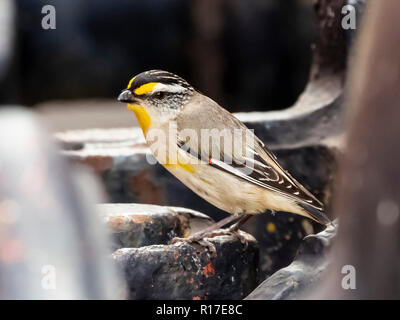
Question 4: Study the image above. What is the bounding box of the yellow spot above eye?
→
[164,156,196,173]
[134,82,159,95]
[127,76,136,89]
[127,104,151,134]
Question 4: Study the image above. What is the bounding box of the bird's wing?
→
[176,95,324,211]
[177,134,324,211]
[248,137,324,210]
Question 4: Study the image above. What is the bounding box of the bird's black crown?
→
[128,70,192,91]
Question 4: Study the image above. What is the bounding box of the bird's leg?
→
[227,214,253,232]
[208,214,253,249]
[170,214,241,243]
[169,214,253,258]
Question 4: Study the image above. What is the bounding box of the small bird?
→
[118,70,330,245]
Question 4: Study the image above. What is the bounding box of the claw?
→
[169,235,218,258]
[216,228,249,250]
[197,238,217,258]
[170,237,185,245]
[169,227,249,259]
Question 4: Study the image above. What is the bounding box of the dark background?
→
[0,0,316,112]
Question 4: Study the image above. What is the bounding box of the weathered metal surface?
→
[245,222,337,300]
[99,203,259,300]
[98,203,214,250]
[316,0,400,299]
[113,233,258,300]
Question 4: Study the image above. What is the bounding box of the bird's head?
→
[118,70,195,125]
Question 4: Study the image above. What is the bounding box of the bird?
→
[118,70,331,249]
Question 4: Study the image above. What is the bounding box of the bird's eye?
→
[154,91,165,99]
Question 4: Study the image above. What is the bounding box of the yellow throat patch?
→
[127,104,151,134]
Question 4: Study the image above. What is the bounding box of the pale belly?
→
[163,161,271,215]
[149,142,302,216]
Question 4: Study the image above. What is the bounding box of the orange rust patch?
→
[266,222,276,233]
[130,168,164,205]
[203,262,215,278]
[173,249,180,260]
[192,296,201,300]
[129,214,152,224]
[107,216,126,230]
[107,214,151,230]
[79,155,113,173]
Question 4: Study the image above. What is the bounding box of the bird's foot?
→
[170,226,249,258]
[170,233,218,258]
[208,226,249,250]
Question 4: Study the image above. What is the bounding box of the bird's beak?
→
[118,90,136,103]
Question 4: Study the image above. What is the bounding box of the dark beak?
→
[118,90,135,103]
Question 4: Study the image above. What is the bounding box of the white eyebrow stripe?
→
[159,76,179,80]
[152,83,185,93]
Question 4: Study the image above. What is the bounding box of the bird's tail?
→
[296,201,331,225]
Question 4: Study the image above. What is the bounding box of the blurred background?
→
[0,0,316,131]
[0,0,346,299]
[6,0,400,301]
[4,0,400,301]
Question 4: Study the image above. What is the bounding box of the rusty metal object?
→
[113,233,258,300]
[99,203,259,299]
[98,203,214,250]
[246,222,337,300]
[315,0,400,299]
